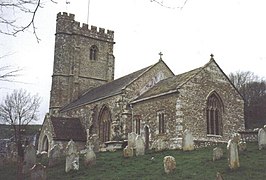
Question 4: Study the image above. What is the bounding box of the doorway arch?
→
[98,105,112,143]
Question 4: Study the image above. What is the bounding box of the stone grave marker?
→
[123,145,134,158]
[163,156,176,174]
[30,163,47,180]
[135,135,145,156]
[65,140,79,173]
[258,125,266,150]
[84,143,96,167]
[48,144,62,167]
[213,147,223,161]
[238,140,247,152]
[90,134,100,152]
[23,144,37,174]
[227,134,240,170]
[128,132,137,148]
[182,129,194,151]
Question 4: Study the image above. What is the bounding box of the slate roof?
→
[60,65,151,112]
[50,116,86,141]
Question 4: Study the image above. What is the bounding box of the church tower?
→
[49,12,115,114]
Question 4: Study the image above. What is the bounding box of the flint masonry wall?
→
[50,12,115,114]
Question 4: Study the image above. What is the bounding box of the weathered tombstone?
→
[30,163,47,180]
[65,140,79,173]
[227,134,240,170]
[90,134,100,152]
[213,147,223,161]
[163,156,176,174]
[48,144,62,167]
[258,125,266,150]
[128,132,137,148]
[135,135,145,156]
[84,143,96,167]
[23,144,37,174]
[238,140,247,152]
[123,145,134,158]
[182,129,194,151]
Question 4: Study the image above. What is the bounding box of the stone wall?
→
[180,61,245,141]
[49,12,115,113]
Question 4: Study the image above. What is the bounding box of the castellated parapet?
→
[56,12,114,43]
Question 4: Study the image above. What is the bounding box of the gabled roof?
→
[50,116,86,141]
[60,66,151,112]
[60,59,174,112]
[132,58,244,103]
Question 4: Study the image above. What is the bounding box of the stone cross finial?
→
[210,54,214,59]
[159,52,163,60]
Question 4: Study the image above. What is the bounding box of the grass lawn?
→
[1,142,265,179]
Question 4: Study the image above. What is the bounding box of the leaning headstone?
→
[23,144,37,174]
[30,163,47,180]
[48,144,62,167]
[163,156,176,174]
[258,125,266,150]
[182,129,194,151]
[84,143,96,167]
[128,132,137,148]
[213,147,223,161]
[123,145,134,158]
[227,134,240,170]
[135,135,145,156]
[90,134,100,152]
[65,140,79,173]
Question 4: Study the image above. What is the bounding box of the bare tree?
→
[229,71,266,128]
[0,0,56,42]
[0,89,40,178]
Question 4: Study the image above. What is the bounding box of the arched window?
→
[157,111,165,134]
[206,92,223,135]
[98,105,111,142]
[135,115,141,135]
[90,45,98,60]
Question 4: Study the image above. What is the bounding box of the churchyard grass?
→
[1,142,266,179]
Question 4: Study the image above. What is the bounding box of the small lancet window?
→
[158,111,165,134]
[135,116,141,135]
[206,92,223,135]
[90,45,98,60]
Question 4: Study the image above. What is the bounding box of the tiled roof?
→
[51,116,86,141]
[60,65,151,112]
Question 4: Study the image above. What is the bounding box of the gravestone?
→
[65,140,79,173]
[128,132,137,148]
[163,156,176,174]
[135,135,145,156]
[48,144,62,167]
[90,134,100,152]
[123,145,134,158]
[238,140,247,152]
[182,129,194,151]
[258,125,266,150]
[23,144,37,174]
[213,147,223,161]
[84,143,96,167]
[227,134,240,170]
[30,163,47,180]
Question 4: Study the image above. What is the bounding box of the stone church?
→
[38,12,245,152]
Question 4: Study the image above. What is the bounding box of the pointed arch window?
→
[90,45,98,60]
[135,115,141,135]
[98,105,111,142]
[206,92,223,135]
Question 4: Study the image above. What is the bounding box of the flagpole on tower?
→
[87,0,90,24]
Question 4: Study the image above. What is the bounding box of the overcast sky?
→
[1,0,266,124]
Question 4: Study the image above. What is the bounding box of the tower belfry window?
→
[90,45,98,60]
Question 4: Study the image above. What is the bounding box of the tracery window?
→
[90,45,98,60]
[206,92,223,135]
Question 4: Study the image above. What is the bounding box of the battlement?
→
[56,12,114,41]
